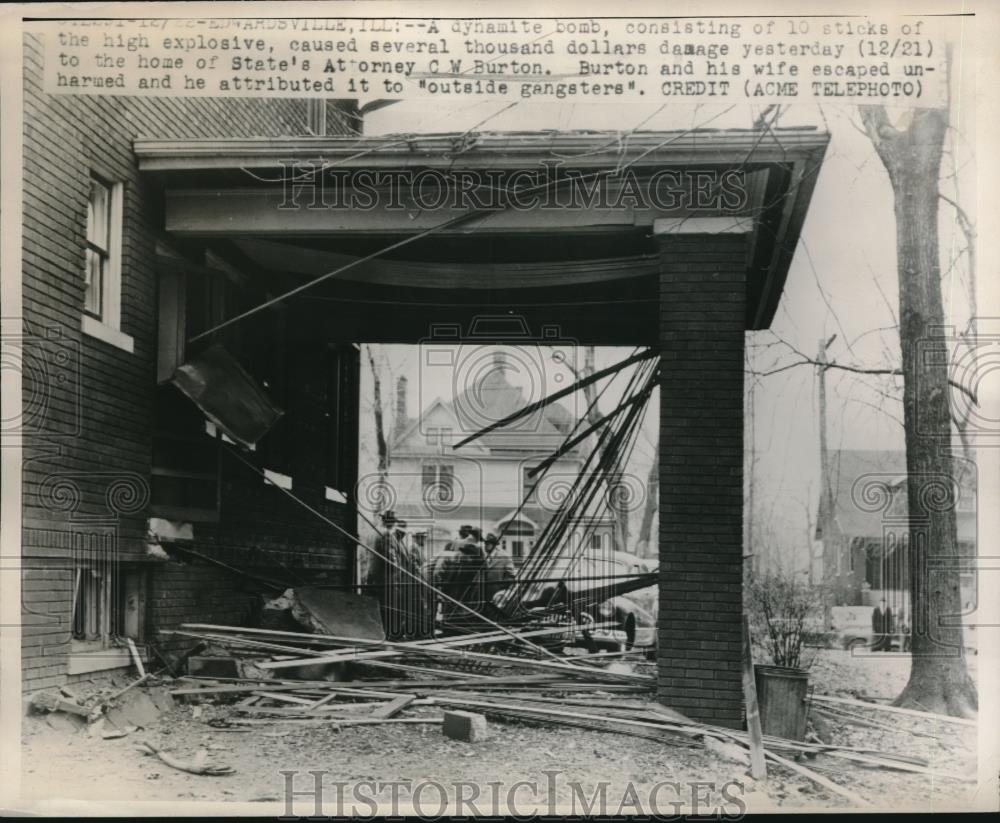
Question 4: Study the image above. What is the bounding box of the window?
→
[522,466,539,500]
[426,427,453,447]
[422,464,454,503]
[84,177,111,317]
[82,173,131,351]
[71,564,145,651]
[72,567,108,649]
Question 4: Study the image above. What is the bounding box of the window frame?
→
[422,463,455,503]
[81,172,132,351]
[522,465,539,501]
[69,564,147,674]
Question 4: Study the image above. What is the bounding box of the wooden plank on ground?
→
[370,694,416,719]
[252,691,318,706]
[763,748,872,807]
[741,616,767,780]
[179,623,648,683]
[308,693,340,712]
[810,694,976,727]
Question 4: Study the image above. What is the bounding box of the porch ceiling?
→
[136,128,829,330]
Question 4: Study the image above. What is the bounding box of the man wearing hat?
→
[482,532,515,601]
[366,510,427,640]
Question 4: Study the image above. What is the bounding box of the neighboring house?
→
[386,352,615,565]
[815,450,977,607]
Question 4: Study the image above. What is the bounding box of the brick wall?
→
[21,561,74,690]
[149,560,268,656]
[656,233,747,728]
[22,32,354,555]
[21,32,359,690]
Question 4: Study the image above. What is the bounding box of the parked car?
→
[516,549,658,652]
[831,604,976,655]
[831,606,909,652]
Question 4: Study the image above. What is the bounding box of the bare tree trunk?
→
[860,105,977,717]
[636,443,659,558]
[366,344,389,476]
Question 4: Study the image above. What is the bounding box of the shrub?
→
[745,568,825,669]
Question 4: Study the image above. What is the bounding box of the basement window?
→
[70,565,146,672]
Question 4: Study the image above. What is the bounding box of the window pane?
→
[73,569,103,641]
[88,178,110,251]
[84,248,104,316]
[439,465,454,502]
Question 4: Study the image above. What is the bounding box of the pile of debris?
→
[149,620,974,806]
[27,611,977,809]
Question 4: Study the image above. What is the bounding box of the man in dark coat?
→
[436,527,486,632]
[871,598,893,652]
[482,533,516,602]
[365,511,430,640]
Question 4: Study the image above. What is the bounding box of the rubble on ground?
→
[23,622,978,811]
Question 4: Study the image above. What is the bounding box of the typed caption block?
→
[39,17,953,105]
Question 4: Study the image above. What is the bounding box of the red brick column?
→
[655,224,748,728]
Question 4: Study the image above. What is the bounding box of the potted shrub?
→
[745,568,824,740]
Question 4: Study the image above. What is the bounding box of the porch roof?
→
[135,127,830,331]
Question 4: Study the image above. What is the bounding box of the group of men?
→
[363,510,433,640]
[429,524,517,630]
[363,513,517,638]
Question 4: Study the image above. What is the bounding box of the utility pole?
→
[817,334,836,596]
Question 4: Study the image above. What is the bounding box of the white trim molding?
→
[81,314,134,353]
[652,216,754,235]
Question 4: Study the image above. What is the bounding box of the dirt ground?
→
[16,649,981,814]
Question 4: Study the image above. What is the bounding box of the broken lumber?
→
[740,616,767,780]
[762,747,872,807]
[809,694,977,727]
[427,694,697,740]
[107,674,151,703]
[30,692,91,717]
[371,694,417,719]
[179,623,654,685]
[228,717,442,727]
[126,638,146,678]
[251,691,318,706]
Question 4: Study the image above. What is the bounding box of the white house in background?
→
[386,351,614,565]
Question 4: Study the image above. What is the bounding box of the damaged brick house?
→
[21,30,830,726]
[21,34,362,690]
